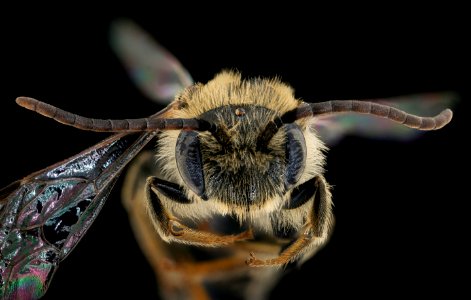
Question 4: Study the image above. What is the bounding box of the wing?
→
[110,19,194,104]
[0,131,156,300]
[313,92,459,145]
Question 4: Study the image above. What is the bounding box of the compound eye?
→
[284,123,306,189]
[175,131,206,199]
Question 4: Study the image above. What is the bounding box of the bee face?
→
[199,104,287,207]
[157,71,322,215]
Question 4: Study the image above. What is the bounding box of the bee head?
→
[175,104,307,208]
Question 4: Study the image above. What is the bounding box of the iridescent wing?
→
[1,18,193,299]
[110,19,194,104]
[0,131,156,300]
[313,92,459,145]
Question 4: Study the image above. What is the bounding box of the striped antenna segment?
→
[16,97,212,132]
[294,100,452,130]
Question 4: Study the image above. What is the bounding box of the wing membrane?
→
[110,19,193,103]
[0,132,156,300]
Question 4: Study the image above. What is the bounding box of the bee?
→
[0,20,455,300]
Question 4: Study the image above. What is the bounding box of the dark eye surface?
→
[175,131,206,198]
[284,123,306,189]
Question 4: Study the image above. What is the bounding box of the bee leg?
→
[247,176,333,267]
[145,176,253,247]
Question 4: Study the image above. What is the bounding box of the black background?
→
[1,7,468,299]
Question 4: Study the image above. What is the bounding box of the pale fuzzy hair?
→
[145,71,334,265]
[171,71,302,119]
[155,72,330,233]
